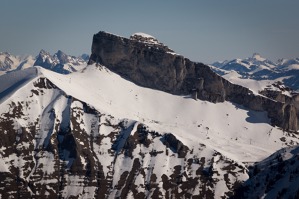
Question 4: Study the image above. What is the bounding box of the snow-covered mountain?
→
[211,53,299,92]
[0,50,88,75]
[233,145,299,199]
[34,50,88,74]
[0,52,35,75]
[214,53,276,74]
[1,64,299,198]
[1,31,299,198]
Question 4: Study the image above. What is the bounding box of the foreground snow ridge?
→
[0,64,299,198]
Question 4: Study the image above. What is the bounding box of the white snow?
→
[222,71,274,94]
[221,71,294,97]
[1,63,299,198]
[131,32,156,39]
[286,64,299,70]
[36,65,298,163]
[252,53,266,62]
[130,32,160,45]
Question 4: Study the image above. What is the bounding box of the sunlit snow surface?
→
[37,64,296,163]
[131,32,156,39]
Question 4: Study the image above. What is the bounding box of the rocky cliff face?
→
[88,31,299,131]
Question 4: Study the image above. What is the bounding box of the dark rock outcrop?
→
[88,31,299,131]
[259,82,299,110]
[88,32,185,94]
[161,133,189,158]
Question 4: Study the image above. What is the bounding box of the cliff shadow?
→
[232,103,270,125]
[0,78,29,102]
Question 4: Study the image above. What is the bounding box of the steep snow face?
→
[1,65,299,198]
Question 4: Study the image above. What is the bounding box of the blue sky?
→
[0,0,298,63]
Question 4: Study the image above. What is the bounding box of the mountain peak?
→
[130,32,164,46]
[131,32,155,39]
[56,50,65,56]
[39,49,49,55]
[54,50,68,64]
[252,53,266,61]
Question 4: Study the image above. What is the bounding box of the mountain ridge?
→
[2,64,299,198]
[88,31,299,131]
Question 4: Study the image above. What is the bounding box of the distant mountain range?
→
[210,53,299,92]
[0,50,89,75]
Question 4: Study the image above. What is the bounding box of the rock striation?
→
[88,31,299,131]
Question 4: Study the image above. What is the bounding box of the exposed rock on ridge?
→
[0,73,248,198]
[88,31,299,131]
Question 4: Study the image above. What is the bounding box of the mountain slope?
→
[1,65,299,198]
